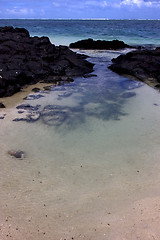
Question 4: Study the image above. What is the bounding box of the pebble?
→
[0,113,6,119]
[8,150,26,159]
[0,102,5,108]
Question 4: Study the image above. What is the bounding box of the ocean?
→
[0,20,160,240]
[0,19,160,46]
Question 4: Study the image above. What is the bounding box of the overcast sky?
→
[0,0,160,19]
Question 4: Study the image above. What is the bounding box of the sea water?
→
[0,19,160,46]
[0,20,160,240]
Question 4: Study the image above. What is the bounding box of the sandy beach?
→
[1,79,160,239]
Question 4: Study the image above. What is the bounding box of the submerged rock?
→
[109,47,160,89]
[18,110,25,114]
[41,105,68,126]
[13,111,40,123]
[24,94,45,100]
[16,104,41,111]
[8,150,26,159]
[0,26,94,97]
[28,111,40,122]
[69,38,133,50]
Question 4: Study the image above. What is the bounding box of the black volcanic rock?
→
[109,48,160,88]
[0,26,94,97]
[0,102,5,108]
[69,38,132,50]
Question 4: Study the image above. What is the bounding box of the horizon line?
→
[0,18,160,21]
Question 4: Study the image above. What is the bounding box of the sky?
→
[0,0,160,19]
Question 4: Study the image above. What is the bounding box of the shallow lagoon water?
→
[1,50,160,239]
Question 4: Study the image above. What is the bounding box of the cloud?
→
[120,0,160,7]
[1,0,160,19]
[50,0,160,9]
[6,7,34,15]
[52,2,60,7]
[85,1,108,7]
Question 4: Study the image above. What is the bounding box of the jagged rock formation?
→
[69,38,132,50]
[0,26,94,97]
[109,48,160,89]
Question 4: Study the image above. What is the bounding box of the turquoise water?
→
[1,21,160,239]
[0,19,160,46]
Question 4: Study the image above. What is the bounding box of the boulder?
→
[0,27,94,97]
[69,38,132,50]
[109,48,160,88]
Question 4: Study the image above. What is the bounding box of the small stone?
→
[0,102,5,108]
[83,74,97,78]
[43,86,52,91]
[155,84,160,88]
[8,150,26,159]
[32,87,41,92]
[0,114,5,119]
[18,110,25,114]
[16,104,31,109]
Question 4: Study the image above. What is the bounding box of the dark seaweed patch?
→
[16,104,41,111]
[24,94,45,100]
[13,111,40,123]
[41,107,68,126]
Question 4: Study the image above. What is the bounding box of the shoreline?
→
[0,82,56,109]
